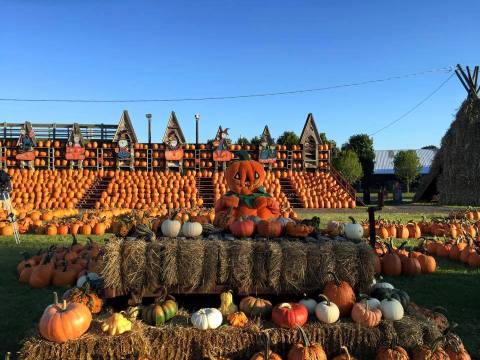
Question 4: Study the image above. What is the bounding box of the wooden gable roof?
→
[163,111,186,144]
[112,110,138,143]
[299,113,321,145]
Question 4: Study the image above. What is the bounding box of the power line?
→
[0,66,454,103]
[369,71,455,137]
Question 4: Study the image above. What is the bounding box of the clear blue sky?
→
[1,1,478,149]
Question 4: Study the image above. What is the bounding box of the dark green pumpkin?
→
[371,288,410,308]
[141,299,178,326]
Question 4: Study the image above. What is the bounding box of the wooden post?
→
[368,206,382,248]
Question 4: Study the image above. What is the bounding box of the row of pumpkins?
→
[36,274,471,359]
[423,238,480,268]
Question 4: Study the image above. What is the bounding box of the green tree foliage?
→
[236,136,250,146]
[393,150,422,193]
[276,131,299,145]
[342,134,375,177]
[250,136,262,146]
[332,150,363,185]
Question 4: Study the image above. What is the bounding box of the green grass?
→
[298,210,452,224]
[0,235,105,357]
[0,235,479,358]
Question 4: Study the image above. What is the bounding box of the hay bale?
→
[177,239,205,289]
[229,240,254,290]
[267,241,283,291]
[145,242,163,292]
[252,241,269,290]
[121,240,147,294]
[19,321,150,360]
[20,312,444,360]
[202,240,219,291]
[217,240,230,285]
[281,241,307,292]
[100,237,123,291]
[305,241,334,291]
[160,240,178,287]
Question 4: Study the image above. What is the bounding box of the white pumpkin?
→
[299,294,317,316]
[161,219,181,237]
[379,297,404,320]
[314,295,339,324]
[364,296,381,310]
[343,217,363,240]
[76,272,100,288]
[191,308,223,330]
[371,281,394,292]
[181,221,203,237]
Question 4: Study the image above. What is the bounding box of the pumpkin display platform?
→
[100,237,376,297]
[19,305,442,360]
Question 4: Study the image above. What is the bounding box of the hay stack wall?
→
[436,97,480,204]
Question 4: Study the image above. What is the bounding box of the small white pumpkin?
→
[161,219,181,237]
[181,221,203,237]
[379,297,404,320]
[76,272,100,288]
[314,295,339,324]
[362,295,381,310]
[299,294,317,316]
[343,217,363,240]
[191,308,223,330]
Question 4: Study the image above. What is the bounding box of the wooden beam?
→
[455,69,470,93]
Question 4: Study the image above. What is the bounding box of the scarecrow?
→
[164,131,184,162]
[16,122,37,170]
[213,127,233,162]
[65,124,87,169]
[214,151,280,221]
[114,131,134,170]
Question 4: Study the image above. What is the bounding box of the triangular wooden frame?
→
[455,64,479,99]
[67,123,87,146]
[299,113,321,145]
[261,125,274,145]
[112,110,138,143]
[163,111,186,144]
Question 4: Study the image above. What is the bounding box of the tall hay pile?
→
[100,238,376,295]
[415,82,480,204]
[437,97,480,204]
[20,313,442,360]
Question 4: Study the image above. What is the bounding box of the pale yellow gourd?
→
[101,312,132,336]
[218,290,238,317]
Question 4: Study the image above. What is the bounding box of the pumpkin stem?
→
[62,299,67,310]
[5,352,10,360]
[340,346,351,360]
[263,332,271,359]
[349,216,357,224]
[318,294,330,306]
[328,271,341,286]
[296,325,310,348]
[53,292,58,305]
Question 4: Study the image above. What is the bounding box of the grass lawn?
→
[0,234,479,358]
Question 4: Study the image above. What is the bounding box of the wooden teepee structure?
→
[414,65,480,204]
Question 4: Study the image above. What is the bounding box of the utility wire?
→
[0,66,454,103]
[369,71,455,136]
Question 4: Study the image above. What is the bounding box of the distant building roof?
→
[374,149,437,175]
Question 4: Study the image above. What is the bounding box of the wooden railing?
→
[329,166,358,203]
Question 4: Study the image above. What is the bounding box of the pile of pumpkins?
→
[16,236,103,289]
[423,237,480,268]
[373,240,437,277]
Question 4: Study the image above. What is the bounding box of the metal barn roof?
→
[374,149,437,175]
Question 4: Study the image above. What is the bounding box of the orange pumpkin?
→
[323,272,356,317]
[225,151,266,196]
[39,292,92,343]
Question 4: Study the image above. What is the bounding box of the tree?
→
[342,134,375,176]
[250,136,262,146]
[332,150,363,185]
[341,134,375,203]
[236,136,250,146]
[393,150,421,193]
[276,131,299,146]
